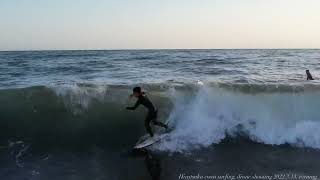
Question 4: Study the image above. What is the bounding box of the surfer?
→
[306,70,314,80]
[126,87,168,137]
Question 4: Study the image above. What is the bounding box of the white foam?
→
[53,84,108,113]
[155,85,320,152]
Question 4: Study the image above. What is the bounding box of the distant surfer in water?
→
[306,70,314,80]
[126,87,168,137]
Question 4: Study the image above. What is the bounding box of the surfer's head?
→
[132,86,143,97]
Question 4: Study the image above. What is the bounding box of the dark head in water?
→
[131,86,144,98]
[306,70,314,80]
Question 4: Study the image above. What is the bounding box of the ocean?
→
[0,49,320,180]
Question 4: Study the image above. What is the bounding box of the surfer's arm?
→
[126,99,140,110]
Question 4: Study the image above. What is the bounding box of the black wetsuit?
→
[307,72,314,80]
[127,95,167,136]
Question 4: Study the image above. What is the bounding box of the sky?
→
[0,0,320,50]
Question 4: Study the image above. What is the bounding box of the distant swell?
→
[0,82,320,152]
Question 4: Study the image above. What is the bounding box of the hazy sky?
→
[0,0,320,50]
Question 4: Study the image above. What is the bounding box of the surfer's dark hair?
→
[133,87,142,93]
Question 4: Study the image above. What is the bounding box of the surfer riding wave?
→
[126,87,168,137]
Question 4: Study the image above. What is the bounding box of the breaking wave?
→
[1,82,320,152]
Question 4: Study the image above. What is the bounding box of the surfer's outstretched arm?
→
[126,99,141,110]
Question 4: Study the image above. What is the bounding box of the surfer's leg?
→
[145,115,154,137]
[150,111,168,129]
[152,120,168,129]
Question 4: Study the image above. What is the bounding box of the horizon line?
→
[1,48,320,52]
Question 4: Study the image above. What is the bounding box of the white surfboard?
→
[134,133,168,149]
